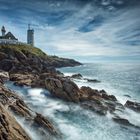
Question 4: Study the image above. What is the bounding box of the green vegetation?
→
[0,43,47,58]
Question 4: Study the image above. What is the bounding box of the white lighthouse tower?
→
[27,24,34,46]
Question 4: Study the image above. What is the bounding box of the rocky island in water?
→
[0,43,140,140]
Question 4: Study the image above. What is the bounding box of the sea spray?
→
[5,81,140,140]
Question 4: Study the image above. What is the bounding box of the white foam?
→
[28,88,45,97]
[27,88,47,103]
[5,80,140,140]
[63,72,75,76]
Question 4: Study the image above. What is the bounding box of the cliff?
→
[0,44,81,73]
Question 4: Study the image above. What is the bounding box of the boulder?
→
[79,86,121,114]
[125,100,140,112]
[45,77,80,102]
[71,73,83,79]
[99,89,107,94]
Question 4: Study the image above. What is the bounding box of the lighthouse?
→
[1,26,6,36]
[27,24,34,46]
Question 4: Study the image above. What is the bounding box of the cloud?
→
[0,0,140,61]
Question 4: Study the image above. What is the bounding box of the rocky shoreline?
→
[0,72,62,140]
[0,44,140,140]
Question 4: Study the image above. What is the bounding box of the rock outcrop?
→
[71,73,83,79]
[0,71,9,86]
[0,103,31,140]
[8,72,123,116]
[0,71,61,140]
[112,116,140,129]
[125,100,140,112]
[45,77,80,102]
[0,44,81,74]
[70,73,101,83]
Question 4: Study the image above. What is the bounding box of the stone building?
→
[0,26,18,41]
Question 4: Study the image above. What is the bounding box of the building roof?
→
[0,32,18,40]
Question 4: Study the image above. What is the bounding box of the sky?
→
[0,0,140,62]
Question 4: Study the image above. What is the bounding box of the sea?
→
[60,62,140,104]
[5,62,140,140]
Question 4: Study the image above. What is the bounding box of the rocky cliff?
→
[0,44,81,74]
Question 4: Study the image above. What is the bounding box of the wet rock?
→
[10,73,34,81]
[80,86,102,98]
[112,116,140,129]
[56,70,64,76]
[45,77,80,102]
[8,99,32,117]
[125,100,140,112]
[99,89,107,94]
[105,101,116,112]
[0,83,62,139]
[8,72,122,118]
[0,78,3,85]
[123,94,131,98]
[10,73,38,87]
[0,71,9,82]
[81,100,108,115]
[79,86,122,114]
[0,103,31,140]
[0,85,32,117]
[33,113,59,136]
[70,74,101,83]
[112,116,132,126]
[71,73,83,79]
[84,78,101,83]
[102,93,117,101]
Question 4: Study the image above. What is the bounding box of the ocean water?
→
[59,62,140,104]
[5,62,140,140]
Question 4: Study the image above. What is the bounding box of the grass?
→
[0,43,47,58]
